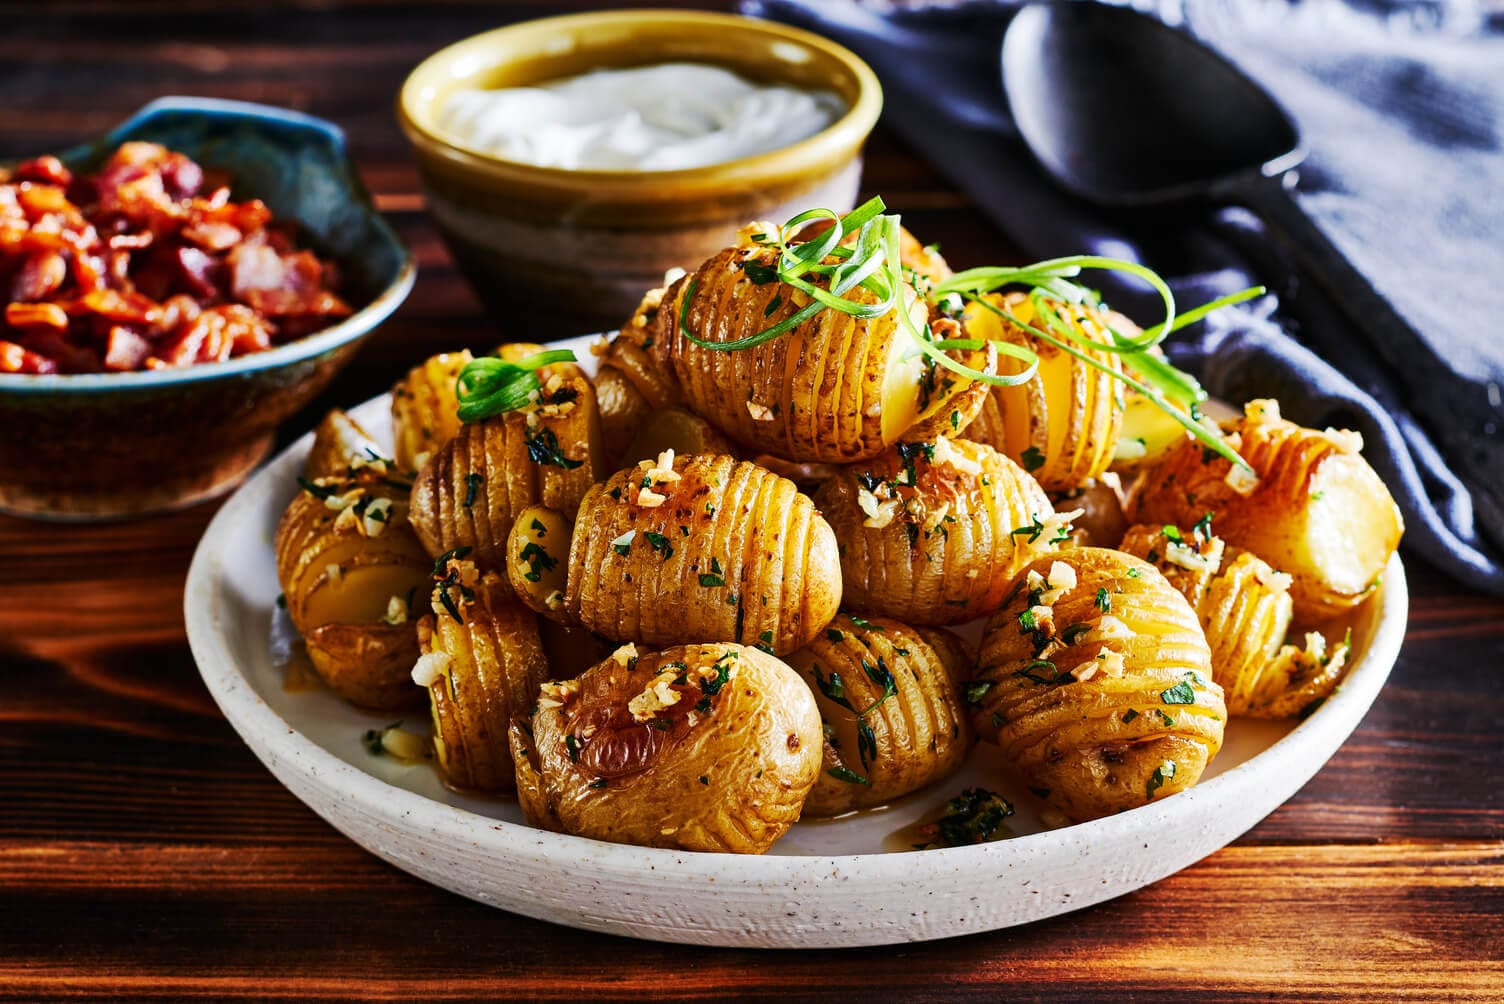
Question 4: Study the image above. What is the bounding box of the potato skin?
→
[274,466,431,710]
[656,245,960,464]
[596,287,684,467]
[305,409,384,480]
[1127,400,1403,624]
[785,614,973,816]
[814,438,1056,625]
[510,643,822,853]
[562,453,841,655]
[972,547,1225,823]
[961,292,1125,492]
[391,350,473,472]
[620,406,738,469]
[417,566,550,793]
[409,373,604,571]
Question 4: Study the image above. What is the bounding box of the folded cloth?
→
[743,0,1504,593]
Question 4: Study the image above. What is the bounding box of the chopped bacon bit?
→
[0,142,350,375]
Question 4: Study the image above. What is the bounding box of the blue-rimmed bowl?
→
[0,96,414,520]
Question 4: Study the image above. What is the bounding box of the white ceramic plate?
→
[184,336,1408,947]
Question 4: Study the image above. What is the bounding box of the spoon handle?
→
[1235,175,1430,379]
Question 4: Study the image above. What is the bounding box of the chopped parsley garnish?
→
[933,788,1014,847]
[755,629,775,654]
[1010,516,1046,543]
[1191,511,1214,541]
[1062,622,1093,644]
[430,546,475,623]
[698,557,725,588]
[699,652,736,697]
[1020,446,1046,472]
[564,735,580,763]
[1154,708,1176,726]
[1160,679,1197,705]
[611,530,636,556]
[518,542,556,583]
[859,657,897,716]
[463,472,484,509]
[525,427,583,469]
[296,476,339,500]
[529,517,547,536]
[361,722,402,756]
[643,531,674,559]
[1017,609,1037,633]
[1147,760,1177,798]
[855,719,878,768]
[698,775,709,785]
[588,778,608,789]
[812,666,854,713]
[846,614,882,631]
[1161,524,1184,544]
[965,679,994,705]
[827,765,869,785]
[1095,587,1111,613]
[743,261,779,285]
[826,628,845,643]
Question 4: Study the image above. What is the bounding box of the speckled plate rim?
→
[184,353,1408,948]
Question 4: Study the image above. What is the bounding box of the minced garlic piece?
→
[537,678,581,710]
[1254,563,1293,593]
[411,650,450,687]
[857,486,901,528]
[1032,561,1077,604]
[332,503,360,534]
[642,448,682,485]
[1113,437,1148,462]
[380,595,408,626]
[414,450,432,470]
[746,400,775,422]
[1082,615,1132,644]
[1071,659,1100,682]
[610,643,639,667]
[1224,463,1260,497]
[932,436,982,476]
[1245,398,1282,424]
[628,675,682,721]
[360,496,393,538]
[590,336,610,357]
[325,562,343,584]
[1164,540,1214,572]
[636,486,668,507]
[663,266,687,286]
[544,589,565,611]
[1018,508,1085,560]
[1323,427,1364,454]
[1095,648,1126,677]
[324,488,363,512]
[1027,605,1056,636]
[377,725,428,761]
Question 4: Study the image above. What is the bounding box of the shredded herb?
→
[1160,679,1197,705]
[828,765,870,785]
[611,529,636,557]
[463,472,483,509]
[965,680,994,705]
[1122,708,1140,724]
[643,531,674,559]
[932,788,1015,847]
[698,556,725,588]
[1020,446,1046,472]
[518,541,555,583]
[1147,760,1177,799]
[1095,587,1111,613]
[525,427,583,469]
[564,735,580,763]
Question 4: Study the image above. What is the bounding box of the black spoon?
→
[1002,0,1402,343]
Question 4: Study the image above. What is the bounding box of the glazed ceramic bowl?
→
[398,9,882,337]
[0,97,414,520]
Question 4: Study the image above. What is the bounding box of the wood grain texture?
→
[1,2,1501,1000]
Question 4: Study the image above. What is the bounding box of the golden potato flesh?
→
[972,547,1225,823]
[813,437,1057,625]
[785,614,973,816]
[391,350,473,472]
[1127,399,1403,624]
[273,463,431,709]
[504,504,572,618]
[560,453,841,655]
[960,292,1124,492]
[409,373,605,571]
[415,563,550,793]
[655,245,985,463]
[510,642,822,853]
[305,409,385,481]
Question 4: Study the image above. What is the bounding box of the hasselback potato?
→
[620,405,738,469]
[595,286,685,467]
[510,642,822,853]
[516,452,841,655]
[1127,399,1403,624]
[391,350,472,472]
[785,613,973,816]
[1120,521,1352,719]
[274,459,431,709]
[971,547,1226,822]
[654,242,985,464]
[412,560,550,792]
[409,368,605,570]
[814,437,1058,625]
[960,292,1125,492]
[305,408,385,480]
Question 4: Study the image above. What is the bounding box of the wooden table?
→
[3,3,1501,1000]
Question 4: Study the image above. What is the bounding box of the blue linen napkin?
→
[743,0,1504,593]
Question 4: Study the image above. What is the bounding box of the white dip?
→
[439,63,845,172]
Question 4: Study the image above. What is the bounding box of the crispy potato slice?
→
[391,350,472,472]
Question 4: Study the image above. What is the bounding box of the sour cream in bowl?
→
[397,10,882,337]
[439,63,846,172]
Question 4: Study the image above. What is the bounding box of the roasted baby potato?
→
[813,437,1057,625]
[595,287,684,466]
[1053,474,1128,548]
[1120,522,1351,719]
[972,547,1226,823]
[412,560,550,792]
[274,462,431,710]
[785,614,973,816]
[1127,399,1403,623]
[620,405,738,469]
[654,243,987,463]
[391,350,473,472]
[409,370,605,570]
[504,503,572,617]
[511,452,842,655]
[305,408,385,480]
[510,642,822,853]
[960,292,1125,492]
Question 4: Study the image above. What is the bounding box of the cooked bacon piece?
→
[0,142,350,374]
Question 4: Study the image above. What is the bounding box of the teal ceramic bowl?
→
[0,96,414,520]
